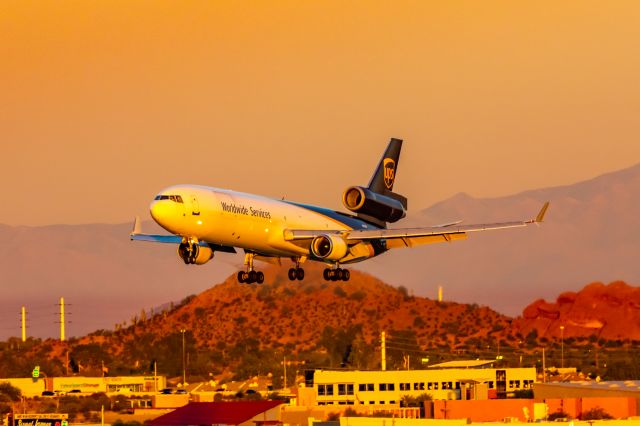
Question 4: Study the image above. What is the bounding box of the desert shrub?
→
[582,407,613,420]
[413,317,426,328]
[397,286,410,300]
[548,411,570,421]
[349,290,366,301]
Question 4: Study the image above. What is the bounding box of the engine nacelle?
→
[178,242,214,265]
[342,186,407,223]
[310,234,348,261]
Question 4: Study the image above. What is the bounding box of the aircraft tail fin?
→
[368,138,403,194]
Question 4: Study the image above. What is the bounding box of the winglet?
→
[131,216,142,236]
[535,202,550,223]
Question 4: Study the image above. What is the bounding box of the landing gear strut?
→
[323,265,350,282]
[237,253,264,284]
[288,258,305,281]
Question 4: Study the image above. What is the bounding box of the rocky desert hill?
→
[1,264,513,380]
[4,266,640,382]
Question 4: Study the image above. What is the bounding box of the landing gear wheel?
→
[237,271,245,283]
[342,269,350,281]
[257,271,265,284]
[288,268,297,281]
[331,270,340,281]
[296,268,305,281]
[323,268,331,281]
[248,270,257,283]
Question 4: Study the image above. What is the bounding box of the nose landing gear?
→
[237,253,265,285]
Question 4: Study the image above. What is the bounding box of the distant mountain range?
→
[1,163,639,339]
[358,163,640,315]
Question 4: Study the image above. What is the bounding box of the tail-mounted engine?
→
[310,234,348,261]
[178,242,214,265]
[342,186,407,223]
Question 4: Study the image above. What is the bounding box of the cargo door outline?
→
[190,195,200,216]
[213,192,239,243]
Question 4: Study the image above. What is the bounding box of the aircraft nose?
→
[150,200,170,224]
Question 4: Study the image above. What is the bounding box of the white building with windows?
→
[306,361,536,406]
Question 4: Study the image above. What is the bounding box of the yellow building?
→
[1,375,166,397]
[307,361,536,406]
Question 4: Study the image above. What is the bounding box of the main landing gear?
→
[287,267,305,281]
[237,253,264,284]
[323,266,350,282]
[237,270,264,284]
[287,258,304,281]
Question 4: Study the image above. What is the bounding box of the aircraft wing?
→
[284,202,549,249]
[129,217,237,253]
[349,201,549,248]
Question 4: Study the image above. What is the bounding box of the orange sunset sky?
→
[2,1,640,226]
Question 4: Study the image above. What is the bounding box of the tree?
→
[0,382,22,401]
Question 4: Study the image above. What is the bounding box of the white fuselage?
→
[150,185,355,258]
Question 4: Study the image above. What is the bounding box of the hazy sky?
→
[2,1,640,226]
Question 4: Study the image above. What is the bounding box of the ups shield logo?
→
[383,158,396,189]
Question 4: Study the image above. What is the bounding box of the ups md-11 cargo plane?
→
[131,139,548,284]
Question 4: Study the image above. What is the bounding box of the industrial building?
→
[1,375,166,397]
[304,361,536,406]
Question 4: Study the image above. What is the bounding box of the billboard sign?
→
[13,414,68,426]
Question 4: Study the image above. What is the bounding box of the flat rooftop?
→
[428,360,496,369]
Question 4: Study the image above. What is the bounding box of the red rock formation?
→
[513,281,640,340]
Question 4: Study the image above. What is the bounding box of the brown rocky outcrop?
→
[513,281,640,340]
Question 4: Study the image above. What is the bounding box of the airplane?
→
[131,138,549,284]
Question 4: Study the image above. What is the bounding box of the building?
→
[305,361,536,406]
[1,375,166,397]
[148,401,284,426]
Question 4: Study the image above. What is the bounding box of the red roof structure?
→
[149,401,284,426]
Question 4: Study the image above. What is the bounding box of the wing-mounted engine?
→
[310,234,348,261]
[178,241,214,265]
[342,186,407,223]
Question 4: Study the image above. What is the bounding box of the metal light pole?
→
[560,325,565,369]
[180,329,186,385]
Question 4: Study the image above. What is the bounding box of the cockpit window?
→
[154,195,184,203]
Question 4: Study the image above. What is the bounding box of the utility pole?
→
[381,331,386,371]
[21,306,26,342]
[542,347,546,383]
[180,329,186,385]
[60,297,65,342]
[154,360,158,393]
[283,355,287,390]
[560,325,565,369]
